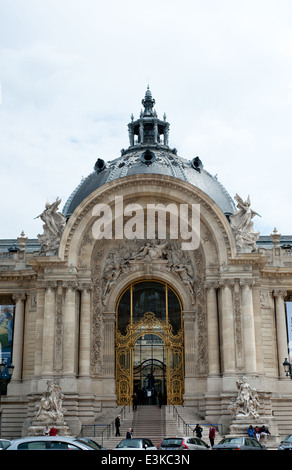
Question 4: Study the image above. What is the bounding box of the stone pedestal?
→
[28,423,72,436]
[227,416,280,448]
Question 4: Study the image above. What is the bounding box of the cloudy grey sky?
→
[0,0,291,239]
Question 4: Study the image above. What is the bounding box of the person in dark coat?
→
[115,415,121,436]
[194,424,203,438]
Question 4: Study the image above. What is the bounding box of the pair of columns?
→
[206,282,288,377]
[206,280,257,376]
[41,281,91,377]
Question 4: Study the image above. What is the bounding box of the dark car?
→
[157,437,210,450]
[213,437,266,450]
[278,434,292,450]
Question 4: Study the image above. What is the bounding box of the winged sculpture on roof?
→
[229,194,260,252]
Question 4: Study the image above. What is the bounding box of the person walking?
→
[126,428,132,439]
[209,425,216,447]
[194,424,203,439]
[115,415,121,437]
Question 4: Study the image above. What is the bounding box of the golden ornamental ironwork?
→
[115,281,184,406]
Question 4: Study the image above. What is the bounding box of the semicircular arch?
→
[58,173,236,269]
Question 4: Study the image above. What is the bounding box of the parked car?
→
[157,437,210,450]
[5,436,98,450]
[212,437,266,450]
[278,434,292,450]
[116,438,156,450]
[0,439,11,450]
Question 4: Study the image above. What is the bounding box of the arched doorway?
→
[115,280,184,405]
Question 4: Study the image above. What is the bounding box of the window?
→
[247,438,262,448]
[18,441,47,450]
[117,281,182,332]
[50,441,80,450]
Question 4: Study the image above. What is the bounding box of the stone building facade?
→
[0,88,292,437]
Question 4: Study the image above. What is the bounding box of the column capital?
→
[219,279,234,289]
[12,292,26,302]
[78,281,93,293]
[204,281,219,291]
[63,280,78,292]
[42,281,58,292]
[103,311,116,323]
[182,310,195,322]
[273,289,287,299]
[239,279,255,289]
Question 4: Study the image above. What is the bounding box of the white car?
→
[0,439,11,450]
[116,438,157,450]
[157,436,210,450]
[5,436,97,450]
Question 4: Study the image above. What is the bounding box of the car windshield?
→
[0,441,11,449]
[117,439,141,448]
[283,435,292,443]
[219,437,243,444]
[161,438,183,447]
[76,438,101,449]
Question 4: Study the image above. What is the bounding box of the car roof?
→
[9,436,85,444]
[119,438,150,441]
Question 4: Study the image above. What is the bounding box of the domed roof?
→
[63,88,235,217]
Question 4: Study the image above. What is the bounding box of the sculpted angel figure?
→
[36,198,66,254]
[229,194,260,252]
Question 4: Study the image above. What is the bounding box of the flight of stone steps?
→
[84,405,223,450]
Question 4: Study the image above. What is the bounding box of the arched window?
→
[117,280,182,334]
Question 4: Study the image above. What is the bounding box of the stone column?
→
[34,284,45,376]
[79,283,92,377]
[42,282,57,376]
[11,293,26,381]
[273,290,288,377]
[63,281,78,376]
[128,124,134,146]
[103,312,115,377]
[220,280,236,374]
[206,283,220,376]
[139,121,144,143]
[240,280,257,374]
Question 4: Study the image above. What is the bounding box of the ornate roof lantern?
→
[128,86,170,147]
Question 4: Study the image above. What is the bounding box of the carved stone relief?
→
[100,239,196,306]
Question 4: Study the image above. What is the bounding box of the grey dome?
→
[63,88,235,217]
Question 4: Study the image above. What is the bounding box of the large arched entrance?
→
[115,280,184,406]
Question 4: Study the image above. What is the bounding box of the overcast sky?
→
[0,0,291,240]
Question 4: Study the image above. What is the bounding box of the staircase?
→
[132,405,165,446]
[99,405,180,449]
[84,405,223,449]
